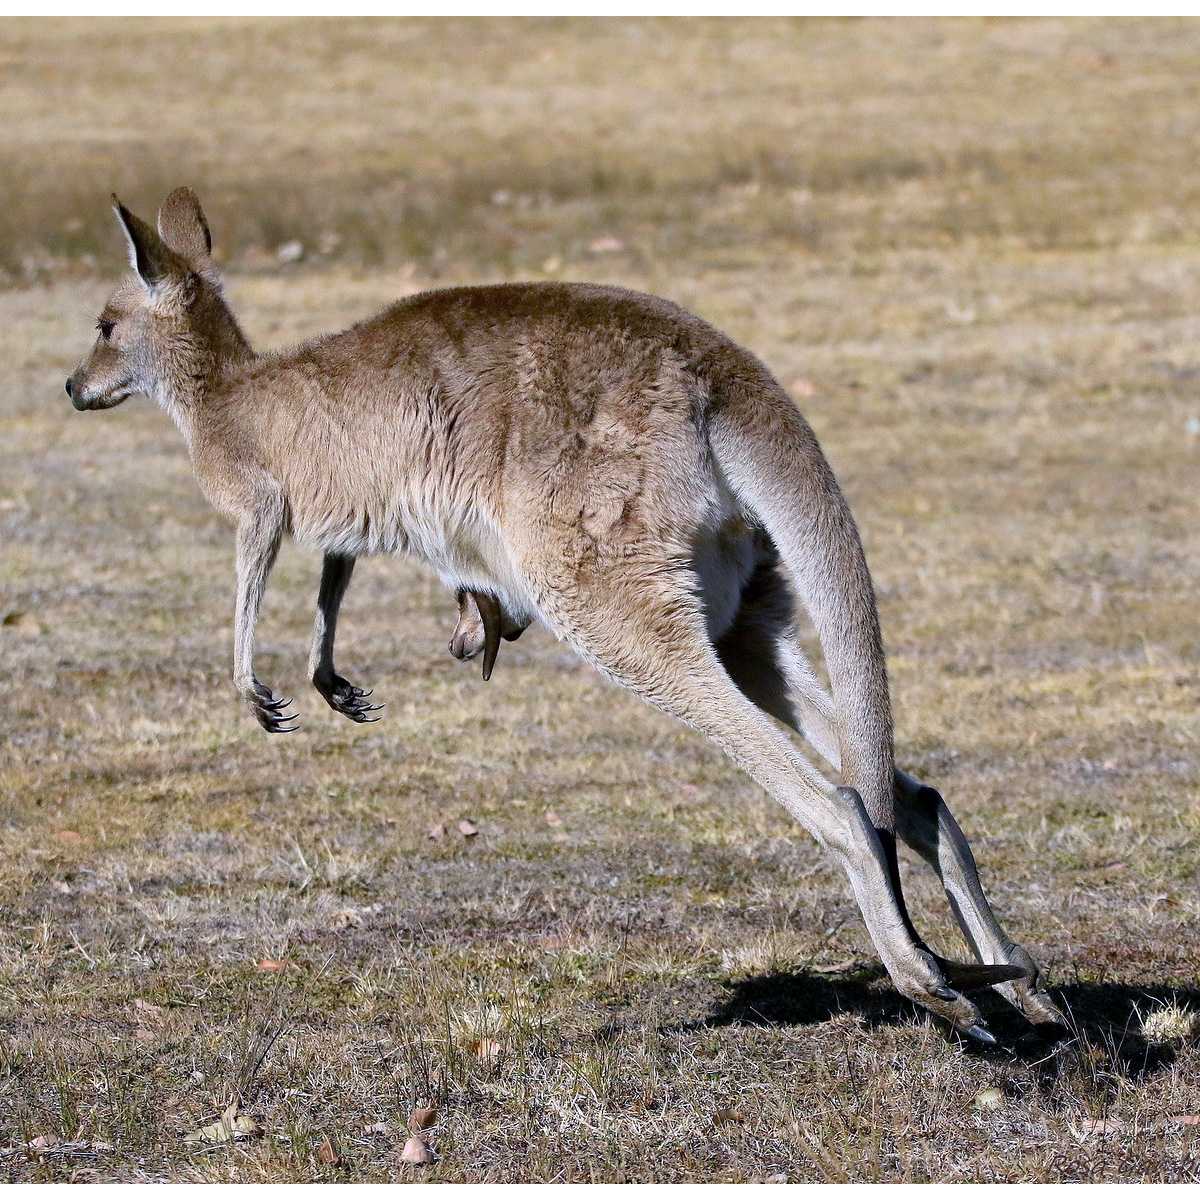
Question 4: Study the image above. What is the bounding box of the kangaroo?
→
[65,188,1064,1041]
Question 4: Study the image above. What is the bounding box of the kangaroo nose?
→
[65,377,73,398]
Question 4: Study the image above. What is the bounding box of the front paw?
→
[242,679,300,733]
[313,671,383,723]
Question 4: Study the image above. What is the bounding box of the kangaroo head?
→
[66,188,247,412]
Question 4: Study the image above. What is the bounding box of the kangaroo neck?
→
[157,327,255,449]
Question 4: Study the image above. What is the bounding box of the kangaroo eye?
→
[96,319,115,340]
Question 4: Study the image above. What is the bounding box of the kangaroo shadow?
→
[679,967,1199,1085]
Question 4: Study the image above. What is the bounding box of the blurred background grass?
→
[6,17,1200,283]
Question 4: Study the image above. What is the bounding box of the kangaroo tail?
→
[710,387,896,828]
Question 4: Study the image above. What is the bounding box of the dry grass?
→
[8,17,1200,282]
[2,16,1199,1183]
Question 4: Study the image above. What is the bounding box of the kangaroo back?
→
[709,386,895,829]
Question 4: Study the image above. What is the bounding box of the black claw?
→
[257,706,298,730]
[319,679,384,723]
[933,985,958,1002]
[964,1023,997,1046]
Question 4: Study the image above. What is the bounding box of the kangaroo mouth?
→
[74,387,133,412]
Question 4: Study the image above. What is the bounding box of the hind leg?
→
[713,554,842,766]
[717,560,1060,1026]
[893,776,1065,1027]
[548,571,1003,1038]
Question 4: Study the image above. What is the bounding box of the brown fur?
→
[65,190,1064,1038]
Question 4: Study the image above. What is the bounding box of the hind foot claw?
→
[964,1023,998,1046]
[893,949,989,1037]
[988,943,1066,1028]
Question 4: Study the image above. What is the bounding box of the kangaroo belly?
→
[289,489,539,627]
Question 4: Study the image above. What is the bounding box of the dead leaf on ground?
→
[1167,1114,1200,1127]
[457,819,478,838]
[400,1133,433,1164]
[317,1135,340,1165]
[544,810,563,827]
[28,1134,61,1152]
[409,1106,437,1132]
[256,958,291,973]
[588,235,624,254]
[471,1037,503,1069]
[133,998,165,1021]
[54,830,82,843]
[184,1101,261,1145]
[2,610,44,636]
[713,1106,744,1126]
[427,822,446,841]
[1072,1116,1127,1138]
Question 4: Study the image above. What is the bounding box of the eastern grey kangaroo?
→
[65,189,1064,1040]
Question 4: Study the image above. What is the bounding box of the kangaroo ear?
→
[157,187,213,262]
[112,194,181,289]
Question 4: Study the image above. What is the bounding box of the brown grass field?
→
[2,16,1199,1183]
